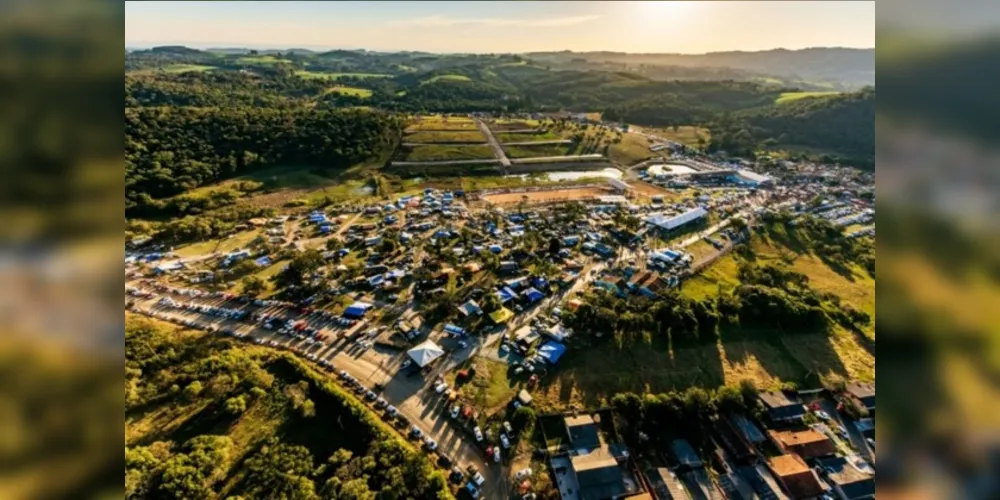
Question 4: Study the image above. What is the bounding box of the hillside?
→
[125,315,450,499]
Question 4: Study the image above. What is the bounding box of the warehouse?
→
[645,207,708,233]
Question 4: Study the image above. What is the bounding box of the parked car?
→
[423,437,438,451]
[515,467,533,480]
[474,427,484,442]
[866,437,875,450]
[503,421,513,434]
[450,405,461,419]
[500,433,511,449]
[815,410,831,421]
[468,466,485,486]
[465,482,480,499]
[449,466,464,483]
[410,426,423,439]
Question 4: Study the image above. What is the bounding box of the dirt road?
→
[476,119,511,168]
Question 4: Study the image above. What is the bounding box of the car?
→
[435,382,449,394]
[837,425,849,438]
[493,446,501,463]
[450,405,461,419]
[449,466,465,483]
[515,467,533,480]
[500,433,511,449]
[423,437,438,451]
[458,340,468,349]
[465,482,481,499]
[365,391,377,401]
[401,359,412,370]
[375,397,387,408]
[468,466,485,486]
[437,454,453,467]
[815,410,831,421]
[503,421,513,434]
[474,427,484,442]
[409,426,423,439]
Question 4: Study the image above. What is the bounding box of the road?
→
[128,295,509,499]
[476,118,511,168]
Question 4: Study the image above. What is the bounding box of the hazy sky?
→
[125,1,875,54]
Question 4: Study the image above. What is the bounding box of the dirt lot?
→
[483,186,612,205]
[630,181,674,198]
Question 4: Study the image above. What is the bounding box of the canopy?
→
[343,301,373,319]
[523,288,544,303]
[496,287,517,303]
[489,307,514,324]
[444,324,466,337]
[537,341,567,364]
[407,340,445,368]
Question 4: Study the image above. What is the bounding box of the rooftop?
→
[759,391,801,409]
[769,454,810,477]
[571,448,627,500]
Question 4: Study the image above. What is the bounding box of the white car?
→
[500,433,511,449]
[474,426,484,442]
[515,467,533,480]
[450,405,460,419]
[435,382,449,394]
[503,421,513,434]
[471,470,485,486]
[815,410,831,421]
[423,437,438,451]
[493,446,501,463]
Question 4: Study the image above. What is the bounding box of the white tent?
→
[407,340,445,368]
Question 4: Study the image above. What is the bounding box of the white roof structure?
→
[407,340,445,368]
[646,207,708,231]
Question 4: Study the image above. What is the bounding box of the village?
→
[125,116,875,500]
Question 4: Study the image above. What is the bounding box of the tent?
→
[343,301,373,319]
[496,287,518,303]
[254,256,272,267]
[489,307,514,324]
[523,288,545,303]
[537,341,567,364]
[444,324,466,337]
[407,340,445,368]
[458,300,482,317]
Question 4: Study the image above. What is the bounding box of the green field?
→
[634,125,711,149]
[236,55,292,65]
[294,70,391,80]
[420,74,472,85]
[490,119,542,131]
[503,144,572,158]
[161,64,216,73]
[405,130,485,143]
[496,131,562,143]
[397,144,496,162]
[323,85,373,98]
[776,91,840,104]
[174,229,262,258]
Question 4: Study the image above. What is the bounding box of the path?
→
[476,119,511,168]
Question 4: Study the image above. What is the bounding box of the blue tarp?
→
[537,341,567,364]
[496,287,517,303]
[523,287,544,303]
[489,245,503,254]
[444,324,466,337]
[254,256,272,267]
[533,277,549,290]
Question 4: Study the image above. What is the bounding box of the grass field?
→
[490,120,542,131]
[503,144,573,158]
[404,130,486,143]
[449,358,521,414]
[775,91,840,104]
[634,125,711,149]
[295,70,391,80]
[496,131,563,143]
[420,74,472,85]
[174,229,262,258]
[236,55,292,65]
[323,85,372,98]
[405,116,478,132]
[161,64,216,73]
[396,144,496,162]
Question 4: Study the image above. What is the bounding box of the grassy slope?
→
[775,91,841,104]
[405,130,486,143]
[322,85,373,98]
[399,144,496,161]
[421,74,472,85]
[503,144,573,158]
[295,70,390,80]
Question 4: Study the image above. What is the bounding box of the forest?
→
[125,107,404,217]
[125,315,450,500]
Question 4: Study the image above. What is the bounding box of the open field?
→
[496,131,562,143]
[680,252,741,301]
[236,55,292,65]
[532,326,873,411]
[162,64,216,73]
[633,125,711,149]
[323,85,373,98]
[404,130,486,143]
[173,229,263,258]
[295,70,391,80]
[504,144,573,159]
[482,186,612,206]
[490,120,542,131]
[421,74,472,84]
[395,144,496,162]
[449,358,521,415]
[405,116,478,132]
[775,91,840,104]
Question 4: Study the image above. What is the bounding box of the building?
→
[648,468,691,500]
[565,414,602,452]
[670,439,703,470]
[712,417,756,464]
[645,207,708,233]
[769,428,837,458]
[768,454,825,499]
[730,169,774,187]
[570,447,628,500]
[759,391,807,422]
[816,456,875,500]
[845,382,875,415]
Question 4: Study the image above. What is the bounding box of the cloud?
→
[387,14,600,29]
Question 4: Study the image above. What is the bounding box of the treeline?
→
[125,316,450,499]
[125,107,404,217]
[126,71,329,108]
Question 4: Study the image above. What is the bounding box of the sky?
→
[125,1,875,54]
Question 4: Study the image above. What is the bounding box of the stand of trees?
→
[125,107,404,217]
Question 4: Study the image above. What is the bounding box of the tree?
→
[224,395,248,415]
[241,275,267,297]
[183,381,203,401]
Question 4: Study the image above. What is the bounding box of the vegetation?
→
[125,315,451,500]
[775,91,841,104]
[394,144,496,162]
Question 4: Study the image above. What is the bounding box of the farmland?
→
[405,130,486,143]
[395,144,496,162]
[775,91,841,104]
[236,55,292,65]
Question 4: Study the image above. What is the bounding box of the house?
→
[523,287,545,303]
[768,428,837,458]
[816,456,875,500]
[768,454,825,499]
[343,301,374,319]
[565,414,602,451]
[759,391,807,422]
[670,439,703,470]
[514,326,541,347]
[570,448,628,500]
[648,468,691,500]
[712,417,756,464]
[845,382,875,415]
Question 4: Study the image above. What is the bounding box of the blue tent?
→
[496,287,517,303]
[537,341,567,364]
[254,256,272,267]
[533,277,550,290]
[343,301,373,319]
[523,287,544,303]
[444,324,466,337]
[489,245,503,254]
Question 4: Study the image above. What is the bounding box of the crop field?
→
[503,144,573,158]
[323,85,373,98]
[775,91,840,104]
[496,131,562,143]
[294,70,391,80]
[395,144,496,162]
[404,130,486,143]
[421,74,472,84]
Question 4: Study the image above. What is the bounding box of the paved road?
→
[476,119,511,168]
[129,296,509,499]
